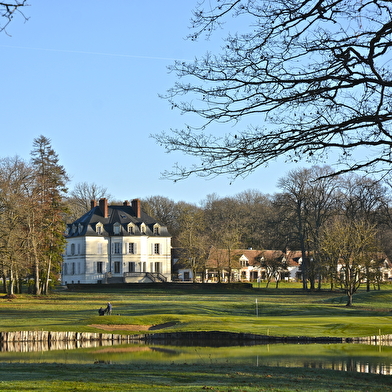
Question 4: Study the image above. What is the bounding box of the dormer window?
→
[78,223,83,234]
[113,223,121,235]
[153,224,160,235]
[240,255,249,267]
[140,223,146,234]
[96,223,103,235]
[127,223,135,235]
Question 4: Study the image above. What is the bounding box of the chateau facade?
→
[62,198,171,284]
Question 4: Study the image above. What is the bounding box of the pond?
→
[1,339,391,375]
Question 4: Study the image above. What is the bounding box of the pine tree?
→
[28,136,69,294]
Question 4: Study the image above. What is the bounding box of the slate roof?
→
[66,203,171,238]
[206,248,300,268]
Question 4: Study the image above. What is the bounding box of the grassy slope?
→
[1,283,392,337]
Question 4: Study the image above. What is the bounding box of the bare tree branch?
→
[0,1,29,35]
[154,0,392,182]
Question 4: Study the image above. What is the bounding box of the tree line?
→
[1,138,392,305]
[141,165,392,305]
[0,136,68,296]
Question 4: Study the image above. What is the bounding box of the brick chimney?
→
[99,198,108,218]
[90,199,97,209]
[131,198,141,218]
[123,200,130,206]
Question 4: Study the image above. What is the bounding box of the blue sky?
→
[0,1,303,204]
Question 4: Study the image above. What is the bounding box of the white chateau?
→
[62,198,171,284]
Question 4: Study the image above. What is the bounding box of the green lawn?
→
[1,283,392,337]
[0,362,391,392]
[1,283,392,391]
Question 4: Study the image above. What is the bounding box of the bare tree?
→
[340,175,389,222]
[155,0,392,182]
[276,166,340,290]
[0,156,32,295]
[320,218,379,306]
[203,194,241,282]
[235,189,273,249]
[67,182,111,222]
[0,1,28,35]
[260,250,287,289]
[176,203,209,282]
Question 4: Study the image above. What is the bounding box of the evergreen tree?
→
[28,136,69,294]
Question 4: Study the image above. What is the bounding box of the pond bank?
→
[1,330,392,348]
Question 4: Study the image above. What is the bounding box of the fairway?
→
[1,283,392,338]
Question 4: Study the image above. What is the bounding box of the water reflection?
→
[1,340,391,376]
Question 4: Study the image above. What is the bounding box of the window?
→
[71,263,75,275]
[140,223,146,234]
[114,243,121,254]
[97,262,103,273]
[239,255,248,267]
[150,262,161,273]
[97,225,102,235]
[128,224,134,234]
[71,244,75,255]
[128,262,135,273]
[128,243,136,254]
[141,262,146,272]
[114,223,121,235]
[77,244,81,255]
[114,261,121,274]
[154,243,160,254]
[63,263,68,275]
[153,226,160,235]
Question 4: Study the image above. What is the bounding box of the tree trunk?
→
[8,267,14,296]
[329,278,334,291]
[2,272,7,294]
[31,236,41,295]
[366,268,370,292]
[346,292,353,307]
[42,255,52,295]
[265,279,270,288]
